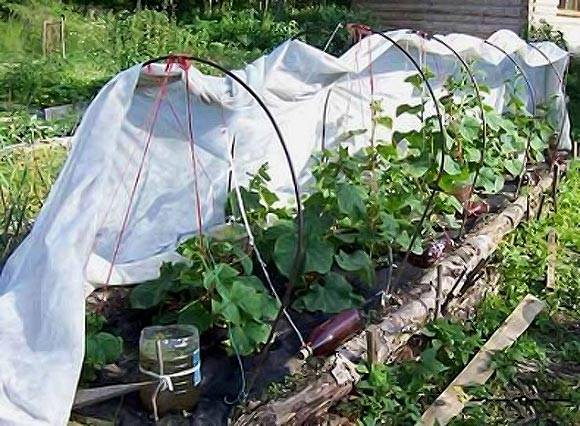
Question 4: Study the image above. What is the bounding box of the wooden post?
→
[366,326,379,366]
[42,20,48,58]
[546,228,557,290]
[60,16,66,59]
[435,264,443,319]
[552,163,561,214]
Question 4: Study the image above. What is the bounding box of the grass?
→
[339,161,580,425]
[0,142,68,266]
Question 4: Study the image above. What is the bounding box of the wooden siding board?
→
[355,0,528,37]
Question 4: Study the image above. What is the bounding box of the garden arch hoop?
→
[426,33,488,239]
[369,28,449,289]
[141,54,306,287]
[483,40,538,199]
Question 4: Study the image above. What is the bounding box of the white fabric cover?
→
[0,30,569,424]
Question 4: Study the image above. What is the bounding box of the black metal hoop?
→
[370,29,449,283]
[428,34,488,240]
[141,54,306,285]
[483,40,537,199]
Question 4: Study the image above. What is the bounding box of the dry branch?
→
[421,294,546,425]
[235,168,556,426]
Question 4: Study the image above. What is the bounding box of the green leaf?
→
[337,183,367,219]
[443,156,462,176]
[130,263,182,309]
[504,158,524,177]
[476,167,505,194]
[337,128,367,143]
[404,160,430,178]
[396,103,423,117]
[293,272,364,313]
[212,298,241,325]
[274,231,335,277]
[376,115,393,129]
[230,322,271,356]
[404,74,423,89]
[130,281,170,310]
[335,249,374,286]
[458,115,480,141]
[203,263,239,290]
[379,213,399,241]
[86,332,123,367]
[395,231,423,254]
[178,301,213,332]
[464,146,481,163]
[530,134,546,151]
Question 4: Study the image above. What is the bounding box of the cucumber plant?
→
[129,69,557,354]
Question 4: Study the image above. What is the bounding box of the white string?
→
[224,328,247,404]
[227,153,305,347]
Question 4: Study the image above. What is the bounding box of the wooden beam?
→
[421,294,546,426]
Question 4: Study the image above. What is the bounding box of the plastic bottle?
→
[139,325,201,417]
[298,308,364,359]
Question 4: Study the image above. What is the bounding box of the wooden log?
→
[421,294,546,425]
[73,381,153,409]
[445,267,500,321]
[234,167,557,426]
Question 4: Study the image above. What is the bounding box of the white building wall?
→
[530,0,580,54]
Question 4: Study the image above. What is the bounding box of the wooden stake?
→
[421,294,545,426]
[552,163,561,214]
[73,381,154,409]
[366,326,379,366]
[60,15,66,59]
[435,264,443,319]
[42,20,48,58]
[546,228,557,290]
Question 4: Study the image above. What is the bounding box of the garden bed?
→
[233,163,562,425]
[71,161,565,425]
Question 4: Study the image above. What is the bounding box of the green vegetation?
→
[0,141,67,266]
[340,161,580,425]
[0,2,576,418]
[0,1,371,110]
[82,312,124,382]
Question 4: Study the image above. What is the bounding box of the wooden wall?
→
[353,0,529,39]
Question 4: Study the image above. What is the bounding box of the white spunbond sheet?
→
[0,30,570,424]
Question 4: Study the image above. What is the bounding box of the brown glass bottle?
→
[298,309,364,359]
